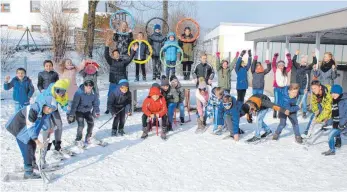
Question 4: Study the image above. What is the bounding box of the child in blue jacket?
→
[206,87,226,134]
[235,50,252,104]
[272,83,303,144]
[5,97,56,179]
[219,94,242,141]
[163,32,180,78]
[4,68,35,112]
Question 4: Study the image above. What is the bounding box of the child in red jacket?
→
[141,87,168,140]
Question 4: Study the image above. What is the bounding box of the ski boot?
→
[246,136,261,143]
[143,76,146,81]
[321,150,335,156]
[105,110,109,114]
[24,172,41,180]
[272,133,279,140]
[180,117,185,125]
[118,129,125,136]
[141,127,149,139]
[167,123,173,132]
[111,129,118,136]
[260,130,272,138]
[134,76,139,82]
[273,111,277,118]
[195,118,204,133]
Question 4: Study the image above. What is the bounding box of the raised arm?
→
[245,50,252,71]
[229,52,239,72]
[292,54,300,69]
[272,53,279,72]
[251,56,257,74]
[264,60,272,75]
[285,53,293,73]
[104,46,113,65]
[4,77,14,90]
[216,52,222,71]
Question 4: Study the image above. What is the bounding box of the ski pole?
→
[98,107,125,129]
[156,116,159,136]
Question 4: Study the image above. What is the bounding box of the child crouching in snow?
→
[207,87,225,134]
[195,78,209,133]
[5,99,56,179]
[219,94,241,141]
[272,83,303,144]
[141,87,168,140]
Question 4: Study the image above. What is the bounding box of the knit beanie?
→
[118,79,129,87]
[241,103,250,114]
[331,84,343,95]
[170,75,178,82]
[161,79,170,86]
[154,24,161,30]
[151,83,160,88]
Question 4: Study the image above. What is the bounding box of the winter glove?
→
[240,50,246,57]
[235,51,240,58]
[216,52,220,58]
[248,50,252,57]
[274,53,279,58]
[253,55,258,60]
[67,115,76,124]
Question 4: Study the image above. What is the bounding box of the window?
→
[1,3,10,12]
[30,1,40,12]
[31,25,41,32]
[17,25,24,29]
[62,7,78,13]
[0,25,8,28]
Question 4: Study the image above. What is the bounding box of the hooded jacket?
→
[35,79,70,112]
[235,57,252,90]
[333,93,347,129]
[163,32,180,62]
[5,96,56,144]
[107,80,132,115]
[178,33,196,62]
[69,84,100,116]
[4,76,35,105]
[280,87,300,114]
[217,55,237,90]
[142,87,167,117]
[245,94,286,113]
[218,96,240,134]
[37,70,59,92]
[251,59,271,90]
[148,32,166,57]
[311,85,332,123]
[292,54,316,92]
[105,46,136,84]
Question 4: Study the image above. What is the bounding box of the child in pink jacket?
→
[195,78,209,133]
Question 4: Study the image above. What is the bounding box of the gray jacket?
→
[251,59,271,89]
[69,84,100,116]
[313,68,337,86]
[148,32,166,57]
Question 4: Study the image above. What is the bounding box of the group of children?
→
[3,19,345,179]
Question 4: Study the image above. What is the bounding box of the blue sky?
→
[195,1,347,28]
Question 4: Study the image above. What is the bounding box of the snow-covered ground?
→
[1,54,347,191]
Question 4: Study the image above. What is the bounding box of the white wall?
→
[0,0,88,29]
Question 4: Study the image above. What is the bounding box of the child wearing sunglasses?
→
[68,80,100,146]
[107,79,132,136]
[219,94,241,141]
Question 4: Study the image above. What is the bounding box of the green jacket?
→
[217,55,237,90]
[178,34,196,62]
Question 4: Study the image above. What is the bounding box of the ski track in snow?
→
[1,61,347,191]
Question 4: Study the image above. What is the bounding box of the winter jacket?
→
[37,71,59,92]
[175,81,185,103]
[4,76,35,105]
[313,60,337,86]
[280,87,300,114]
[69,84,100,116]
[148,32,166,57]
[36,79,70,112]
[105,46,136,84]
[218,96,240,134]
[335,93,347,130]
[246,94,286,113]
[163,32,180,62]
[142,87,167,117]
[196,88,209,118]
[5,96,56,144]
[292,55,316,92]
[113,32,133,56]
[54,63,85,101]
[251,59,271,90]
[235,57,251,90]
[193,63,215,83]
[134,41,150,61]
[217,55,237,90]
[312,85,332,123]
[272,55,293,88]
[107,85,132,115]
[178,33,196,62]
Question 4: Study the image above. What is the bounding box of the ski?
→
[222,134,234,140]
[14,162,63,173]
[2,172,59,182]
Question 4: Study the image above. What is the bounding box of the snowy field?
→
[1,54,347,191]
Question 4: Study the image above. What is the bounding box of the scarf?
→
[275,68,288,87]
[320,60,334,73]
[332,95,342,128]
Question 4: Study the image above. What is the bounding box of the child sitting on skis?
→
[68,80,100,146]
[107,79,132,136]
[272,83,303,144]
[195,78,210,133]
[4,68,35,112]
[219,94,241,141]
[5,98,56,179]
[141,86,168,140]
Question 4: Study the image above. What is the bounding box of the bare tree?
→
[40,0,77,63]
[163,0,169,34]
[0,28,20,71]
[84,0,99,58]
